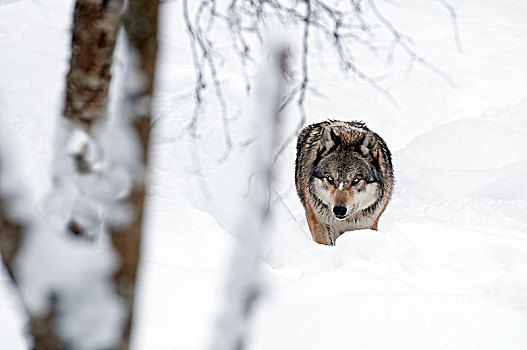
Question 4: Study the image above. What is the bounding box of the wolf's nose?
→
[332,205,347,218]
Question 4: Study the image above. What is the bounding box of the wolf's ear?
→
[359,131,378,156]
[322,127,340,150]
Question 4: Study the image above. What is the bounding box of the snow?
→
[1,114,126,350]
[1,0,527,349]
[16,225,125,349]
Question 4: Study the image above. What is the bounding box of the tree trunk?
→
[36,2,125,348]
[64,0,124,132]
[0,193,23,281]
[0,1,146,348]
[113,1,159,347]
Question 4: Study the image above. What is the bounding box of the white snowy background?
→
[1,0,527,349]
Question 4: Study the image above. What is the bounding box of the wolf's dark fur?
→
[295,120,394,245]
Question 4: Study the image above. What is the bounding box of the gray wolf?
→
[295,120,394,245]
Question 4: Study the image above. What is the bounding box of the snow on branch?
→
[0,117,126,349]
[210,36,288,350]
[0,124,29,281]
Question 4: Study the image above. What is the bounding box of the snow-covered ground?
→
[1,0,527,349]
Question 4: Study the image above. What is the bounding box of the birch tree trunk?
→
[1,1,124,348]
[0,0,159,348]
[64,0,123,132]
[63,0,160,347]
[61,0,160,346]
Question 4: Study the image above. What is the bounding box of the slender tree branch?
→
[181,0,462,180]
[438,0,463,53]
[368,0,456,87]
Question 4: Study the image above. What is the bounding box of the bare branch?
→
[298,0,311,130]
[368,0,456,87]
[183,0,206,138]
[180,0,461,176]
[182,0,232,163]
[438,0,463,53]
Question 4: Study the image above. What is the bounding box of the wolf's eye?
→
[352,175,363,185]
[325,175,334,184]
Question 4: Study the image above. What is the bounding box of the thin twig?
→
[437,0,463,53]
[369,0,456,87]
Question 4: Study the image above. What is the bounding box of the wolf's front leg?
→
[305,205,334,245]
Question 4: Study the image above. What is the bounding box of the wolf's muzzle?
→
[332,205,347,219]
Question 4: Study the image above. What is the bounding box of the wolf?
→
[295,120,394,245]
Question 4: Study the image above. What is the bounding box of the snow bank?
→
[396,99,527,202]
[252,97,527,349]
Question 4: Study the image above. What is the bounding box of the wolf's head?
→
[311,127,383,220]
